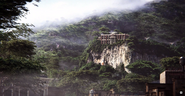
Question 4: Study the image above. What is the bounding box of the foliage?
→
[79,62,101,71]
[0,23,36,58]
[116,77,152,92]
[67,70,99,80]
[99,72,112,78]
[98,65,116,74]
[115,63,127,78]
[0,0,40,29]
[1,40,36,58]
[126,36,181,56]
[58,70,100,96]
[23,1,185,95]
[125,73,146,78]
[12,23,35,38]
[126,60,162,79]
[103,80,117,91]
[0,24,43,74]
[160,56,181,70]
[0,0,45,92]
[0,57,44,74]
[174,37,185,55]
[92,31,100,36]
[86,37,107,53]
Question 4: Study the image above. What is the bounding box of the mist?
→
[19,0,155,27]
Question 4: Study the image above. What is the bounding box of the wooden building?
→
[97,32,129,44]
[146,57,185,96]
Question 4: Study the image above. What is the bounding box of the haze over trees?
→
[1,0,185,96]
[27,1,185,95]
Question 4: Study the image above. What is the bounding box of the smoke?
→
[19,0,155,27]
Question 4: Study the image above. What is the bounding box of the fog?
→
[19,0,155,27]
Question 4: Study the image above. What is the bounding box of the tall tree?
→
[126,60,162,79]
[160,56,181,70]
[0,0,40,29]
[0,23,36,59]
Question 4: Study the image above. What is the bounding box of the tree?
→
[0,23,36,59]
[160,56,181,70]
[99,26,110,32]
[1,40,36,58]
[0,57,44,74]
[0,0,40,29]
[98,65,116,74]
[0,0,43,73]
[58,70,99,96]
[126,60,162,79]
[116,77,151,92]
[92,31,100,36]
[79,62,101,71]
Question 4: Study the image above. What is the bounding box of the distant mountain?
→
[30,1,185,70]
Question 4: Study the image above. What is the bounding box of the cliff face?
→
[87,43,163,73]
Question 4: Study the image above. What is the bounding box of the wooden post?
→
[146,83,149,93]
[101,36,102,44]
[2,88,4,96]
[18,89,20,96]
[156,89,158,96]
[106,36,107,44]
[43,89,45,96]
[27,90,29,96]
[11,89,13,96]
[173,78,176,96]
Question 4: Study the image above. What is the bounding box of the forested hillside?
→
[31,0,185,69]
[28,1,185,95]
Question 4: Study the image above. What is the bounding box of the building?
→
[146,57,185,96]
[97,32,129,44]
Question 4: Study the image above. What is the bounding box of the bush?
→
[79,62,101,71]
[126,60,162,79]
[98,65,116,74]
[160,56,181,70]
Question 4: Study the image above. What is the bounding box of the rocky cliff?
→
[87,43,163,73]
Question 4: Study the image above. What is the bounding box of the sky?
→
[19,0,154,27]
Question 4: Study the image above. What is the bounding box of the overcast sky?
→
[19,0,154,27]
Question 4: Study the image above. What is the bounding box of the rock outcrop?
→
[87,43,163,73]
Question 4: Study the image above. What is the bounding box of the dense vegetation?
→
[30,0,185,71]
[1,0,184,96]
[0,0,46,93]
[27,1,185,95]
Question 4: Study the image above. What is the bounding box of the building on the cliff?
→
[97,32,129,44]
[146,57,185,96]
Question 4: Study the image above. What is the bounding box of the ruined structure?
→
[97,32,129,44]
[89,88,145,96]
[0,77,65,96]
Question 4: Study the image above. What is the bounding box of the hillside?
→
[28,1,185,95]
[31,1,185,70]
